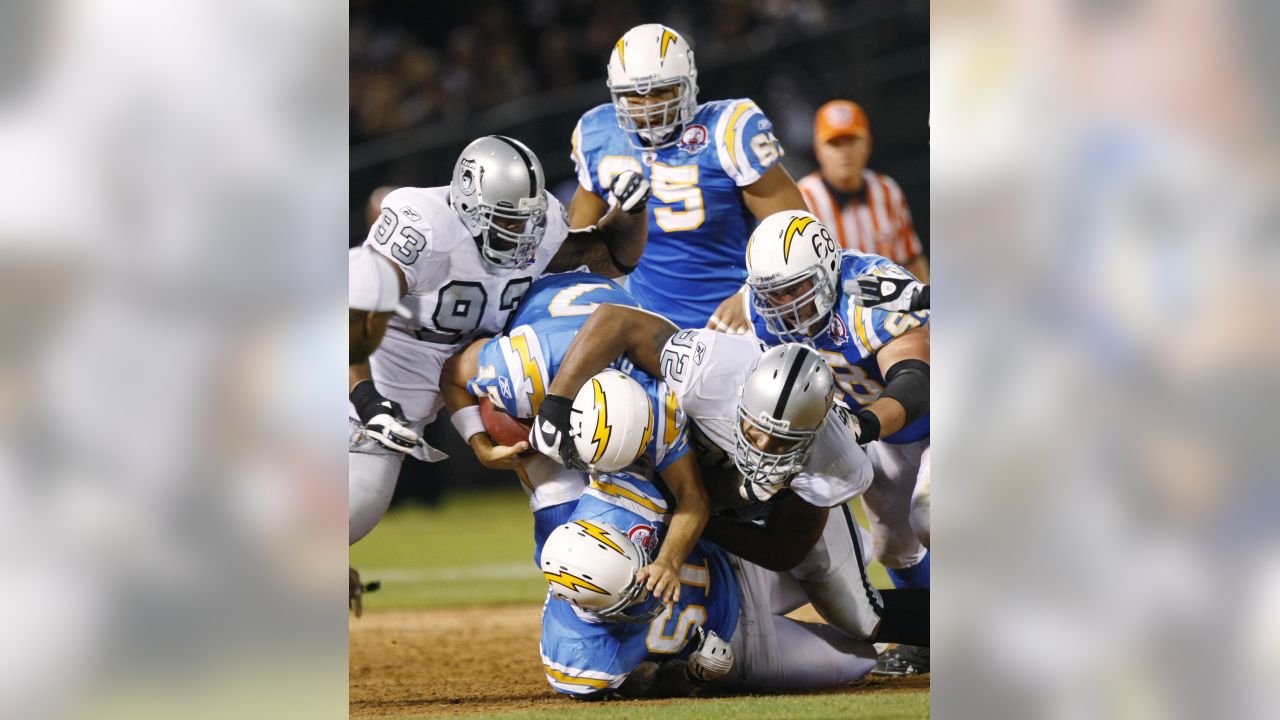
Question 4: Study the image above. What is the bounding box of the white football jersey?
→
[658,328,872,507]
[363,185,570,349]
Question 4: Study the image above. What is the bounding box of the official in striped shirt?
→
[798,100,929,282]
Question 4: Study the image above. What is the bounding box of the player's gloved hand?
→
[610,170,651,214]
[351,380,421,453]
[529,394,586,469]
[686,628,734,684]
[838,406,881,445]
[846,267,927,312]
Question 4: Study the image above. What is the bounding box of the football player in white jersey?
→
[528,305,929,648]
[349,134,652,546]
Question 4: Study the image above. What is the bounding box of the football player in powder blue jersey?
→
[439,272,705,600]
[567,24,808,332]
[744,210,932,592]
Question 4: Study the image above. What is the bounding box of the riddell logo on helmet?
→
[678,124,708,153]
[628,524,656,553]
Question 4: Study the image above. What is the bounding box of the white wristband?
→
[450,405,486,441]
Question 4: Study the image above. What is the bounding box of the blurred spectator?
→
[799,100,929,280]
[349,0,837,144]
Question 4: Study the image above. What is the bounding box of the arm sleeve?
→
[713,99,785,187]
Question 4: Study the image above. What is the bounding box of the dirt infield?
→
[350,605,927,718]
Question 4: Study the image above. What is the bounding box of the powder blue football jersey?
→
[467,271,690,472]
[571,98,785,329]
[751,252,931,444]
[538,470,740,697]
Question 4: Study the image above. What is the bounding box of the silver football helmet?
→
[449,135,549,272]
[734,343,835,491]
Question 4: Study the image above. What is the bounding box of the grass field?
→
[380,691,930,720]
[349,490,924,719]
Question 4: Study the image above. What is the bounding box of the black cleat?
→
[872,645,930,676]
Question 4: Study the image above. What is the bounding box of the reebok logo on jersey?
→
[694,342,706,364]
[401,206,422,221]
[498,376,512,399]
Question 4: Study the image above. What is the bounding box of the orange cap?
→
[814,100,870,144]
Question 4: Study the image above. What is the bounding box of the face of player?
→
[619,86,681,132]
[761,276,820,330]
[815,134,871,192]
[740,420,801,455]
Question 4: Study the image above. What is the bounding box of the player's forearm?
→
[862,397,908,439]
[548,305,672,398]
[349,362,372,393]
[595,204,648,271]
[653,460,709,570]
[703,516,807,571]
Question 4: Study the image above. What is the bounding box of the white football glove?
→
[351,381,421,454]
[609,170,652,214]
[846,267,927,312]
[686,628,734,683]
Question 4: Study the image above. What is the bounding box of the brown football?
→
[478,397,534,448]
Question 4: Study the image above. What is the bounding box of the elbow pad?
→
[880,359,930,424]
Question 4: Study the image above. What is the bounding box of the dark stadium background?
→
[349,0,928,505]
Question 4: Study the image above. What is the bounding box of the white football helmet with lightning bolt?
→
[570,369,653,474]
[542,519,658,622]
[745,210,842,343]
[606,24,699,149]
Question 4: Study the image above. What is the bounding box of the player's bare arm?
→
[547,171,651,277]
[567,184,608,229]
[702,490,828,571]
[439,339,530,470]
[546,303,677,399]
[637,452,709,603]
[856,324,930,442]
[530,304,676,466]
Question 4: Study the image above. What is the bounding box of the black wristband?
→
[854,408,881,444]
[911,285,930,311]
[538,393,574,430]
[350,379,388,423]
